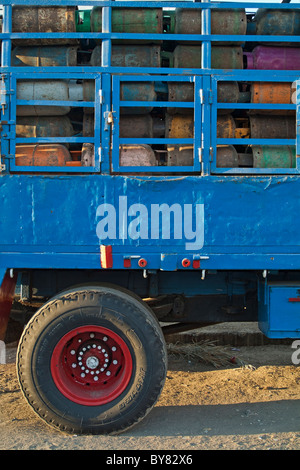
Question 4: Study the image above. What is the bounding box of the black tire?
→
[16,284,167,435]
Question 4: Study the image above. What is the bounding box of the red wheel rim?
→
[50,325,133,406]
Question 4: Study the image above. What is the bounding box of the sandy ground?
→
[0,338,299,451]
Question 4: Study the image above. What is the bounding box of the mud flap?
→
[0,270,18,341]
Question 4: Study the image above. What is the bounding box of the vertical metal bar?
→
[1,6,12,172]
[111,76,120,172]
[296,80,300,170]
[101,73,112,174]
[194,76,202,172]
[101,6,112,67]
[94,75,102,172]
[1,5,12,68]
[201,75,211,176]
[201,0,211,70]
[100,4,112,174]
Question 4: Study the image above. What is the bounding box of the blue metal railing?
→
[0,0,299,175]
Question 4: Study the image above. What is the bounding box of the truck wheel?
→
[16,284,167,435]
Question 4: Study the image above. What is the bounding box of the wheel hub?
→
[50,325,133,406]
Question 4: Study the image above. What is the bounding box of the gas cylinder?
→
[90,45,161,68]
[12,46,78,67]
[83,114,164,138]
[12,6,79,46]
[167,145,194,166]
[244,46,300,70]
[120,145,157,167]
[250,82,295,115]
[15,144,72,166]
[249,115,296,139]
[216,146,253,168]
[172,45,243,69]
[90,7,163,43]
[167,81,240,114]
[16,116,74,138]
[16,80,71,116]
[252,145,296,168]
[254,9,300,37]
[120,81,157,115]
[166,114,236,139]
[216,146,239,167]
[174,8,246,41]
[251,82,293,105]
[79,79,156,115]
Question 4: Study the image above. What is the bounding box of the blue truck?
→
[0,0,299,434]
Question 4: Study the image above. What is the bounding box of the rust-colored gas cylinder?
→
[90,45,161,68]
[166,113,235,139]
[165,114,194,139]
[249,115,296,139]
[252,145,296,168]
[15,144,72,166]
[12,46,78,67]
[90,7,163,43]
[12,6,79,46]
[120,145,157,167]
[172,45,243,69]
[250,82,295,115]
[174,8,247,39]
[16,116,74,138]
[255,9,300,37]
[251,82,293,104]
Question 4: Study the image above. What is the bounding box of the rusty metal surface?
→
[250,115,296,139]
[255,8,300,36]
[16,116,75,138]
[91,7,163,35]
[252,145,296,169]
[173,45,243,69]
[174,8,246,37]
[90,44,161,67]
[12,6,79,45]
[120,145,157,167]
[167,145,193,166]
[15,144,72,166]
[12,45,78,66]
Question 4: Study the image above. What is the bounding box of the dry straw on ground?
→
[166,340,254,369]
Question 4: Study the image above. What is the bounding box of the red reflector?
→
[138,258,147,268]
[100,245,113,269]
[124,258,131,268]
[193,259,200,269]
[182,258,191,268]
[288,298,300,302]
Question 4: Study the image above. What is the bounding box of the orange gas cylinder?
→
[251,82,293,105]
[15,144,72,166]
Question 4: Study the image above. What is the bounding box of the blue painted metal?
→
[0,0,300,338]
[258,283,300,339]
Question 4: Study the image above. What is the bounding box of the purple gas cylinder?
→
[244,46,300,70]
